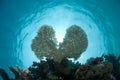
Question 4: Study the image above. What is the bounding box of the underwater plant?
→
[31,25,88,61]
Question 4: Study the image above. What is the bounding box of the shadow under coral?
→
[0,54,120,80]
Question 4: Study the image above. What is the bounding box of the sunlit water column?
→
[16,3,114,68]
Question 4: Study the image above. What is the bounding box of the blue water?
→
[0,0,120,78]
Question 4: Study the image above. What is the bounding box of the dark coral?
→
[0,66,31,80]
[0,54,120,80]
[0,68,10,80]
[103,54,120,80]
[75,59,114,80]
[28,58,80,80]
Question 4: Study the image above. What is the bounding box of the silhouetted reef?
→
[0,54,120,80]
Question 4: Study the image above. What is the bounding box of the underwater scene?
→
[0,0,120,80]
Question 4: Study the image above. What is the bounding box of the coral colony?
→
[31,25,88,61]
[0,25,120,80]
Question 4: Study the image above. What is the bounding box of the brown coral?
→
[75,57,114,80]
[31,25,88,61]
[31,25,58,60]
[59,25,88,59]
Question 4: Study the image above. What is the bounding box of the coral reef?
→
[59,25,88,59]
[75,57,114,80]
[31,25,88,61]
[103,54,120,80]
[0,68,10,80]
[28,58,78,80]
[1,25,119,80]
[31,25,58,60]
[0,54,120,80]
[0,66,31,80]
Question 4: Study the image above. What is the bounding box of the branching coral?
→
[0,54,120,80]
[0,66,31,80]
[28,58,80,80]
